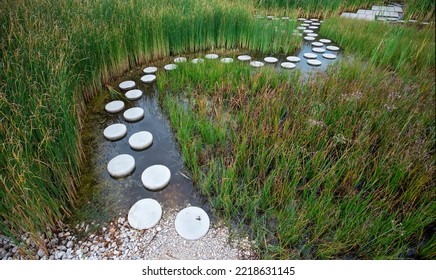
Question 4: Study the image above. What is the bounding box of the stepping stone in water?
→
[143,66,157,74]
[304,20,312,24]
[164,64,177,71]
[319,39,332,44]
[304,36,316,41]
[205,54,219,59]
[125,89,143,101]
[264,57,278,63]
[123,107,144,122]
[129,131,153,150]
[220,57,233,63]
[128,198,162,230]
[304,52,317,59]
[307,59,322,66]
[282,16,290,20]
[326,46,340,51]
[312,22,321,26]
[307,33,318,37]
[297,26,306,30]
[107,154,135,178]
[103,123,127,141]
[310,18,319,21]
[175,206,210,240]
[119,80,136,90]
[303,29,313,34]
[142,165,171,191]
[301,23,310,27]
[250,61,264,68]
[140,74,156,83]
[237,55,251,61]
[174,57,187,63]
[298,18,306,21]
[312,42,324,47]
[323,53,337,59]
[105,100,125,113]
[287,56,301,63]
[191,58,204,64]
[309,26,319,30]
[281,62,296,69]
[312,47,325,53]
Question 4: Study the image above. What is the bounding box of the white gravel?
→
[0,210,256,260]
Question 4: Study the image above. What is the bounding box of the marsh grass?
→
[0,0,301,251]
[158,53,434,259]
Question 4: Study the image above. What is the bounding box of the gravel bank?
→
[0,209,256,260]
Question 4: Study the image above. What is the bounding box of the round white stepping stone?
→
[143,66,157,74]
[312,47,325,53]
[297,26,306,30]
[281,62,296,69]
[128,198,162,230]
[220,57,233,63]
[140,74,156,83]
[304,20,312,24]
[307,33,318,37]
[191,58,204,64]
[264,57,278,63]
[103,123,127,141]
[141,165,171,191]
[319,39,331,44]
[123,107,144,122]
[282,16,290,20]
[303,29,313,34]
[286,56,301,63]
[310,18,319,21]
[298,18,306,21]
[125,89,143,100]
[164,64,177,71]
[105,100,125,113]
[205,54,218,59]
[174,57,187,63]
[175,206,210,240]
[304,52,317,59]
[119,80,136,90]
[237,55,251,61]
[301,23,310,27]
[322,53,337,59]
[309,26,319,30]
[307,59,322,66]
[304,36,316,41]
[129,131,153,150]
[312,22,321,26]
[250,61,264,68]
[326,45,340,51]
[107,154,135,178]
[312,42,324,47]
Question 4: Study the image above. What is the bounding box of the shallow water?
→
[73,19,344,226]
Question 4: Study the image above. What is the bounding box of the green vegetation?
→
[1,0,435,259]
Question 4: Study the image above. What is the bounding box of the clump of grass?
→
[158,53,434,259]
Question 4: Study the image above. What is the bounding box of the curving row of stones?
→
[104,74,210,241]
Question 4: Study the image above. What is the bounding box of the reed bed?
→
[158,54,435,258]
[0,0,299,250]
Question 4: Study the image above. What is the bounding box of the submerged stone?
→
[307,59,322,66]
[107,154,135,178]
[175,206,210,240]
[143,66,158,74]
[125,89,143,101]
[128,198,162,230]
[123,107,144,122]
[105,100,125,113]
[140,74,157,84]
[129,131,153,150]
[141,165,171,191]
[103,123,127,141]
[119,80,136,90]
